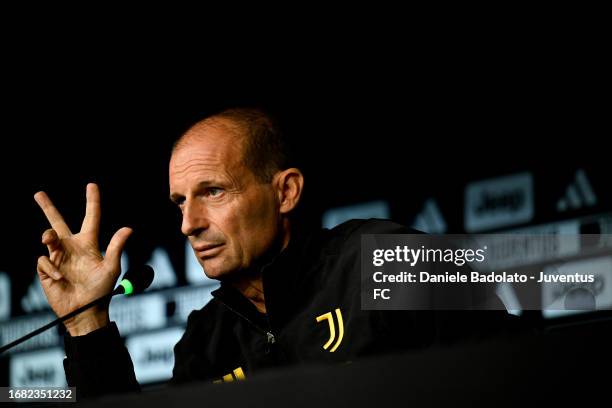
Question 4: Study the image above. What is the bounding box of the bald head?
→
[168,108,305,281]
[173,108,291,183]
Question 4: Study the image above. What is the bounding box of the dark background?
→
[0,42,609,390]
[0,57,608,318]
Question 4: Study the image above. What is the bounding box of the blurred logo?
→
[10,348,66,387]
[110,294,166,335]
[139,347,173,364]
[19,367,54,384]
[412,198,447,233]
[21,277,48,313]
[464,172,534,232]
[556,169,597,212]
[126,328,184,384]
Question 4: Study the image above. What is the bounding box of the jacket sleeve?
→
[63,321,140,399]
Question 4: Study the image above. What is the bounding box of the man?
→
[34,108,516,398]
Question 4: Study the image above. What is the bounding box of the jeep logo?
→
[465,173,534,232]
[475,188,525,214]
[19,366,55,385]
[140,347,174,364]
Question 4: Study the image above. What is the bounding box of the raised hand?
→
[34,183,132,336]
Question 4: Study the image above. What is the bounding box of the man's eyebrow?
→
[169,193,184,203]
[195,180,220,188]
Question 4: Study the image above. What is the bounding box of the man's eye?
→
[207,188,223,197]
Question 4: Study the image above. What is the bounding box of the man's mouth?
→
[194,244,224,258]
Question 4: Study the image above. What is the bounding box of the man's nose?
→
[181,199,209,237]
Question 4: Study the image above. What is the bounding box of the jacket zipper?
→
[216,299,277,345]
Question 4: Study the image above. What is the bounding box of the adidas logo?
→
[21,277,49,313]
[556,169,597,212]
[412,198,447,233]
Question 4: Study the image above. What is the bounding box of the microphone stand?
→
[0,286,124,354]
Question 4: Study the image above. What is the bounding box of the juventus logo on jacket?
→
[315,308,345,352]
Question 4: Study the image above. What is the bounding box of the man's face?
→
[169,119,281,280]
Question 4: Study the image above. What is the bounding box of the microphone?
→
[113,265,155,296]
[0,265,155,354]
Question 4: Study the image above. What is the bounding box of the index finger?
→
[34,191,72,237]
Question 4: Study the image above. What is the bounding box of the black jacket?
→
[63,219,520,398]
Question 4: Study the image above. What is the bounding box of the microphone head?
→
[117,265,155,296]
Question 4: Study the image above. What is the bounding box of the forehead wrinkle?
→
[174,134,243,166]
[171,156,225,177]
[171,136,239,169]
[170,119,250,192]
[170,156,244,193]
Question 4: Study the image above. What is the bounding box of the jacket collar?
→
[211,223,321,330]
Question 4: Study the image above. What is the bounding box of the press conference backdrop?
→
[1,162,609,387]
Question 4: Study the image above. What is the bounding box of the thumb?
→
[105,227,133,268]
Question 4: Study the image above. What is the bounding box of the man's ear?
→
[273,168,304,214]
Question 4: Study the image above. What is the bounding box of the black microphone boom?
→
[0,265,155,354]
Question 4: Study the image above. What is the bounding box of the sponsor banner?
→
[172,285,217,323]
[469,227,580,270]
[0,313,59,354]
[10,348,66,387]
[542,257,612,318]
[126,327,185,384]
[110,294,166,335]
